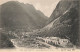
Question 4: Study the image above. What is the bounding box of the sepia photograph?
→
[0,0,80,52]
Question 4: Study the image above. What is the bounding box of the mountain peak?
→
[2,1,20,5]
[0,1,47,31]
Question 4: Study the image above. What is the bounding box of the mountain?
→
[22,0,79,46]
[47,0,79,24]
[9,0,80,48]
[46,0,79,45]
[0,1,48,31]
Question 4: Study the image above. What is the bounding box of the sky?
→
[0,0,60,17]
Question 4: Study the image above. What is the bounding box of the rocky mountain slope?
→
[0,1,48,31]
[48,0,79,45]
[0,1,48,48]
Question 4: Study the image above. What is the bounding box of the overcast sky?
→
[0,0,60,17]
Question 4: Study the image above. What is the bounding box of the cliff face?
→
[47,0,79,24]
[46,0,79,45]
[0,1,48,31]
